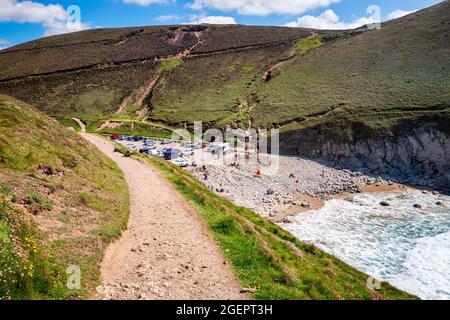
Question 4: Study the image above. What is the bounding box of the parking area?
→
[113,134,240,168]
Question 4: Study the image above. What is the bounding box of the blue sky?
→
[0,0,443,48]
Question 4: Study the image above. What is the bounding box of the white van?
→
[206,144,217,152]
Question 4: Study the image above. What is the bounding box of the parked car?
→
[211,143,231,154]
[110,134,121,140]
[160,139,172,145]
[172,159,189,168]
[182,149,194,157]
[163,149,180,160]
[181,141,194,148]
[139,146,150,153]
[148,149,161,157]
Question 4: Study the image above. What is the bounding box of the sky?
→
[0,0,444,49]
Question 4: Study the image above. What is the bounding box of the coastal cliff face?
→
[280,125,450,189]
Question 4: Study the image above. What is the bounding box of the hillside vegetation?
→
[0,24,314,126]
[0,3,448,138]
[254,1,450,136]
[0,95,130,299]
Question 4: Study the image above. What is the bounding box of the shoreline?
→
[268,182,407,224]
[182,151,447,224]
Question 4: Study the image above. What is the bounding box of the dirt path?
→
[136,75,160,107]
[72,118,86,133]
[262,61,285,81]
[82,134,244,300]
[115,75,160,115]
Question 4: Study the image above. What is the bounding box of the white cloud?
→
[285,9,379,30]
[285,7,420,30]
[186,15,237,24]
[0,0,90,36]
[157,13,236,25]
[188,0,341,16]
[0,39,10,50]
[154,14,182,22]
[387,9,418,20]
[44,20,90,36]
[0,0,66,23]
[123,0,171,6]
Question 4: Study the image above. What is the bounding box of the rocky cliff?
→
[280,122,450,190]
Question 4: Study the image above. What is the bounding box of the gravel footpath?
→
[84,134,244,300]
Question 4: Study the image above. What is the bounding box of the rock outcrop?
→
[281,124,450,189]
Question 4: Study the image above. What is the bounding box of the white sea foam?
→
[282,189,450,300]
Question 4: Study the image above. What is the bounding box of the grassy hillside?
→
[0,54,160,118]
[152,46,292,125]
[253,1,450,134]
[0,3,448,142]
[0,95,129,299]
[191,25,314,54]
[0,25,314,126]
[110,143,415,300]
[0,26,198,118]
[0,26,198,80]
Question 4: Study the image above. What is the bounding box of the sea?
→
[281,189,450,300]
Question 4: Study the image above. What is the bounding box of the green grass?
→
[26,190,54,211]
[0,183,12,195]
[112,142,135,157]
[96,120,173,139]
[151,49,287,125]
[126,149,416,300]
[72,89,124,117]
[58,118,81,132]
[295,35,324,55]
[157,57,183,73]
[241,65,256,74]
[0,95,130,299]
[0,196,72,300]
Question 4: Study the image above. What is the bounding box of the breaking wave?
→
[282,189,450,300]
